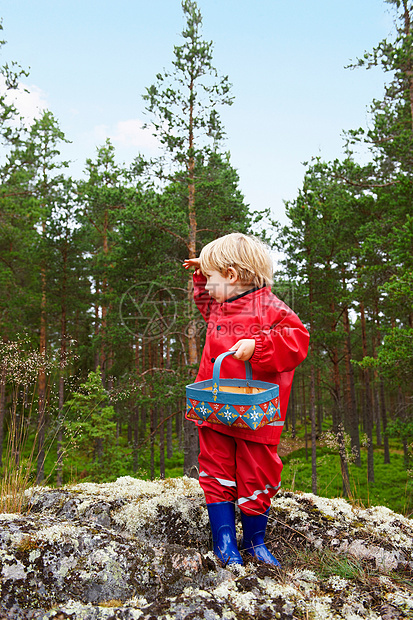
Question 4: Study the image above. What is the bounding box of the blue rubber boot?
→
[206,502,243,565]
[241,508,281,567]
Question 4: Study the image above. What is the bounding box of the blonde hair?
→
[199,233,273,287]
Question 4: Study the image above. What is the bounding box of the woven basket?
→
[186,351,281,430]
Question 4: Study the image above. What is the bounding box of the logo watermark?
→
[119,280,296,341]
[119,282,180,341]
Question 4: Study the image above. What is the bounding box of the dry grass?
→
[0,413,38,514]
[291,546,369,581]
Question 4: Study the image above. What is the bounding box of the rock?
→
[0,477,412,619]
[345,539,404,571]
[379,603,403,619]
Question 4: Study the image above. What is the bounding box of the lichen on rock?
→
[0,477,411,619]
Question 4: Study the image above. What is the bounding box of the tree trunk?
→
[176,401,183,449]
[94,281,101,371]
[183,76,200,479]
[289,382,296,438]
[374,313,390,465]
[343,306,361,466]
[167,405,173,459]
[36,250,47,484]
[332,354,351,497]
[184,281,200,476]
[185,278,200,476]
[149,342,155,481]
[374,382,382,447]
[100,208,113,387]
[380,378,390,464]
[360,300,374,484]
[133,407,139,473]
[370,306,382,448]
[56,374,64,488]
[302,375,308,461]
[0,367,6,468]
[164,339,173,459]
[132,335,140,473]
[159,406,165,479]
[56,242,68,488]
[331,297,351,496]
[316,368,323,434]
[403,0,413,132]
[150,409,155,481]
[310,363,317,495]
[141,404,147,446]
[307,263,316,489]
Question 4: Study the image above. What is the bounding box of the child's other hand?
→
[183,258,201,275]
[230,339,256,361]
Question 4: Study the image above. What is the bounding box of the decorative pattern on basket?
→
[186,351,281,431]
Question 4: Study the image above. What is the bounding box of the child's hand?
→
[183,258,201,275]
[230,339,256,361]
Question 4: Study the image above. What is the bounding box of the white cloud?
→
[1,78,49,126]
[94,118,159,154]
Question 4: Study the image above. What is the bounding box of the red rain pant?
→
[198,426,283,515]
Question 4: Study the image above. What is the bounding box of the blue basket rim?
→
[186,381,278,406]
[186,378,278,390]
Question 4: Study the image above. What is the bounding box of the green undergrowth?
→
[3,424,411,519]
[290,546,371,581]
[281,445,413,517]
[286,546,413,596]
[2,430,186,489]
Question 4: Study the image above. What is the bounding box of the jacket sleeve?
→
[249,295,309,373]
[193,272,214,321]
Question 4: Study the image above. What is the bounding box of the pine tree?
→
[142,1,235,476]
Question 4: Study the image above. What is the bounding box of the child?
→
[183,233,309,566]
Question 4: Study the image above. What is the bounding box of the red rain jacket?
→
[189,272,310,445]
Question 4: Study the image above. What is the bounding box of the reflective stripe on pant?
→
[198,426,283,515]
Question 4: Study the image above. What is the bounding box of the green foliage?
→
[386,417,413,441]
[0,20,29,147]
[359,328,413,384]
[282,442,413,517]
[64,367,124,481]
[277,2,413,496]
[143,0,233,161]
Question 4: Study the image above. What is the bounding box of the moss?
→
[16,534,39,553]
[236,576,260,592]
[98,599,123,607]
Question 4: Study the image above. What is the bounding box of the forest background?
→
[0,0,412,517]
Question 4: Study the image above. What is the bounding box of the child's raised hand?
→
[230,339,256,361]
[183,257,201,274]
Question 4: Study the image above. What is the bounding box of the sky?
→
[0,0,396,225]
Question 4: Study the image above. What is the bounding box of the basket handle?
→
[212,350,253,393]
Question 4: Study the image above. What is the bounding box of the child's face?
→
[205,270,237,303]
